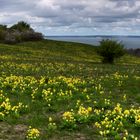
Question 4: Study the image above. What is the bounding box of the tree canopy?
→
[0,21,43,44]
[10,21,33,32]
[97,39,125,64]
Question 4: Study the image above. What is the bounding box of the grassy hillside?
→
[0,40,140,140]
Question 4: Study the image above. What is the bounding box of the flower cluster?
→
[77,105,92,122]
[0,92,27,119]
[47,117,57,131]
[95,103,140,139]
[62,110,77,129]
[26,126,40,140]
[0,56,140,139]
[62,111,75,123]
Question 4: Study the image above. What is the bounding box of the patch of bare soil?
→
[0,122,27,140]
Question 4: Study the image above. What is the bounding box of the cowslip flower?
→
[26,126,40,140]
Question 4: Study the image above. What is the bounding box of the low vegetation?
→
[0,21,43,44]
[126,48,140,57]
[97,39,125,64]
[0,39,140,140]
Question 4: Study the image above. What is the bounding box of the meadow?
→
[0,39,140,140]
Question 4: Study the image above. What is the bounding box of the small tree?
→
[0,21,43,44]
[21,31,43,41]
[0,25,7,41]
[0,25,7,30]
[10,21,33,32]
[97,39,125,64]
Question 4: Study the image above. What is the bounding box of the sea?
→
[46,36,140,49]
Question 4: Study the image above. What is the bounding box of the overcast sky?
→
[0,0,140,35]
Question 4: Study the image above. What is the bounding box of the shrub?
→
[0,21,43,44]
[0,30,6,41]
[126,48,140,57]
[10,21,33,32]
[97,39,125,64]
[0,25,7,41]
[4,32,17,44]
[4,31,22,44]
[0,25,7,30]
[21,31,43,41]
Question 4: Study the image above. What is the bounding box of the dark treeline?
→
[126,48,140,57]
[0,21,43,44]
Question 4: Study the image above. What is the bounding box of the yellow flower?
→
[123,94,127,101]
[49,117,53,122]
[26,126,40,140]
[124,130,128,136]
[124,110,130,116]
[87,107,92,112]
[99,131,103,136]
[135,115,140,124]
[62,111,75,122]
[123,137,127,140]
[95,122,101,128]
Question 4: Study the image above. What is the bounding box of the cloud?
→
[0,0,140,35]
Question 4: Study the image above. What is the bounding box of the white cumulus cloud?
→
[0,0,140,35]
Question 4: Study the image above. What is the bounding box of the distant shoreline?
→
[45,36,140,49]
[45,35,140,38]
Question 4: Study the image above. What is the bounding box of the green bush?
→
[0,30,6,41]
[21,31,43,41]
[97,39,125,64]
[4,31,22,44]
[0,21,43,44]
[4,33,15,44]
[0,25,7,30]
[10,21,33,32]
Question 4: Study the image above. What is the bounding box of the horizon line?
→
[45,35,140,37]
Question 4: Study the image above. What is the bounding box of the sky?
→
[0,0,140,36]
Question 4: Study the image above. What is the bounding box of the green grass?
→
[0,39,140,140]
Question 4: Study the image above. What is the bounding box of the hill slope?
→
[0,40,140,140]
